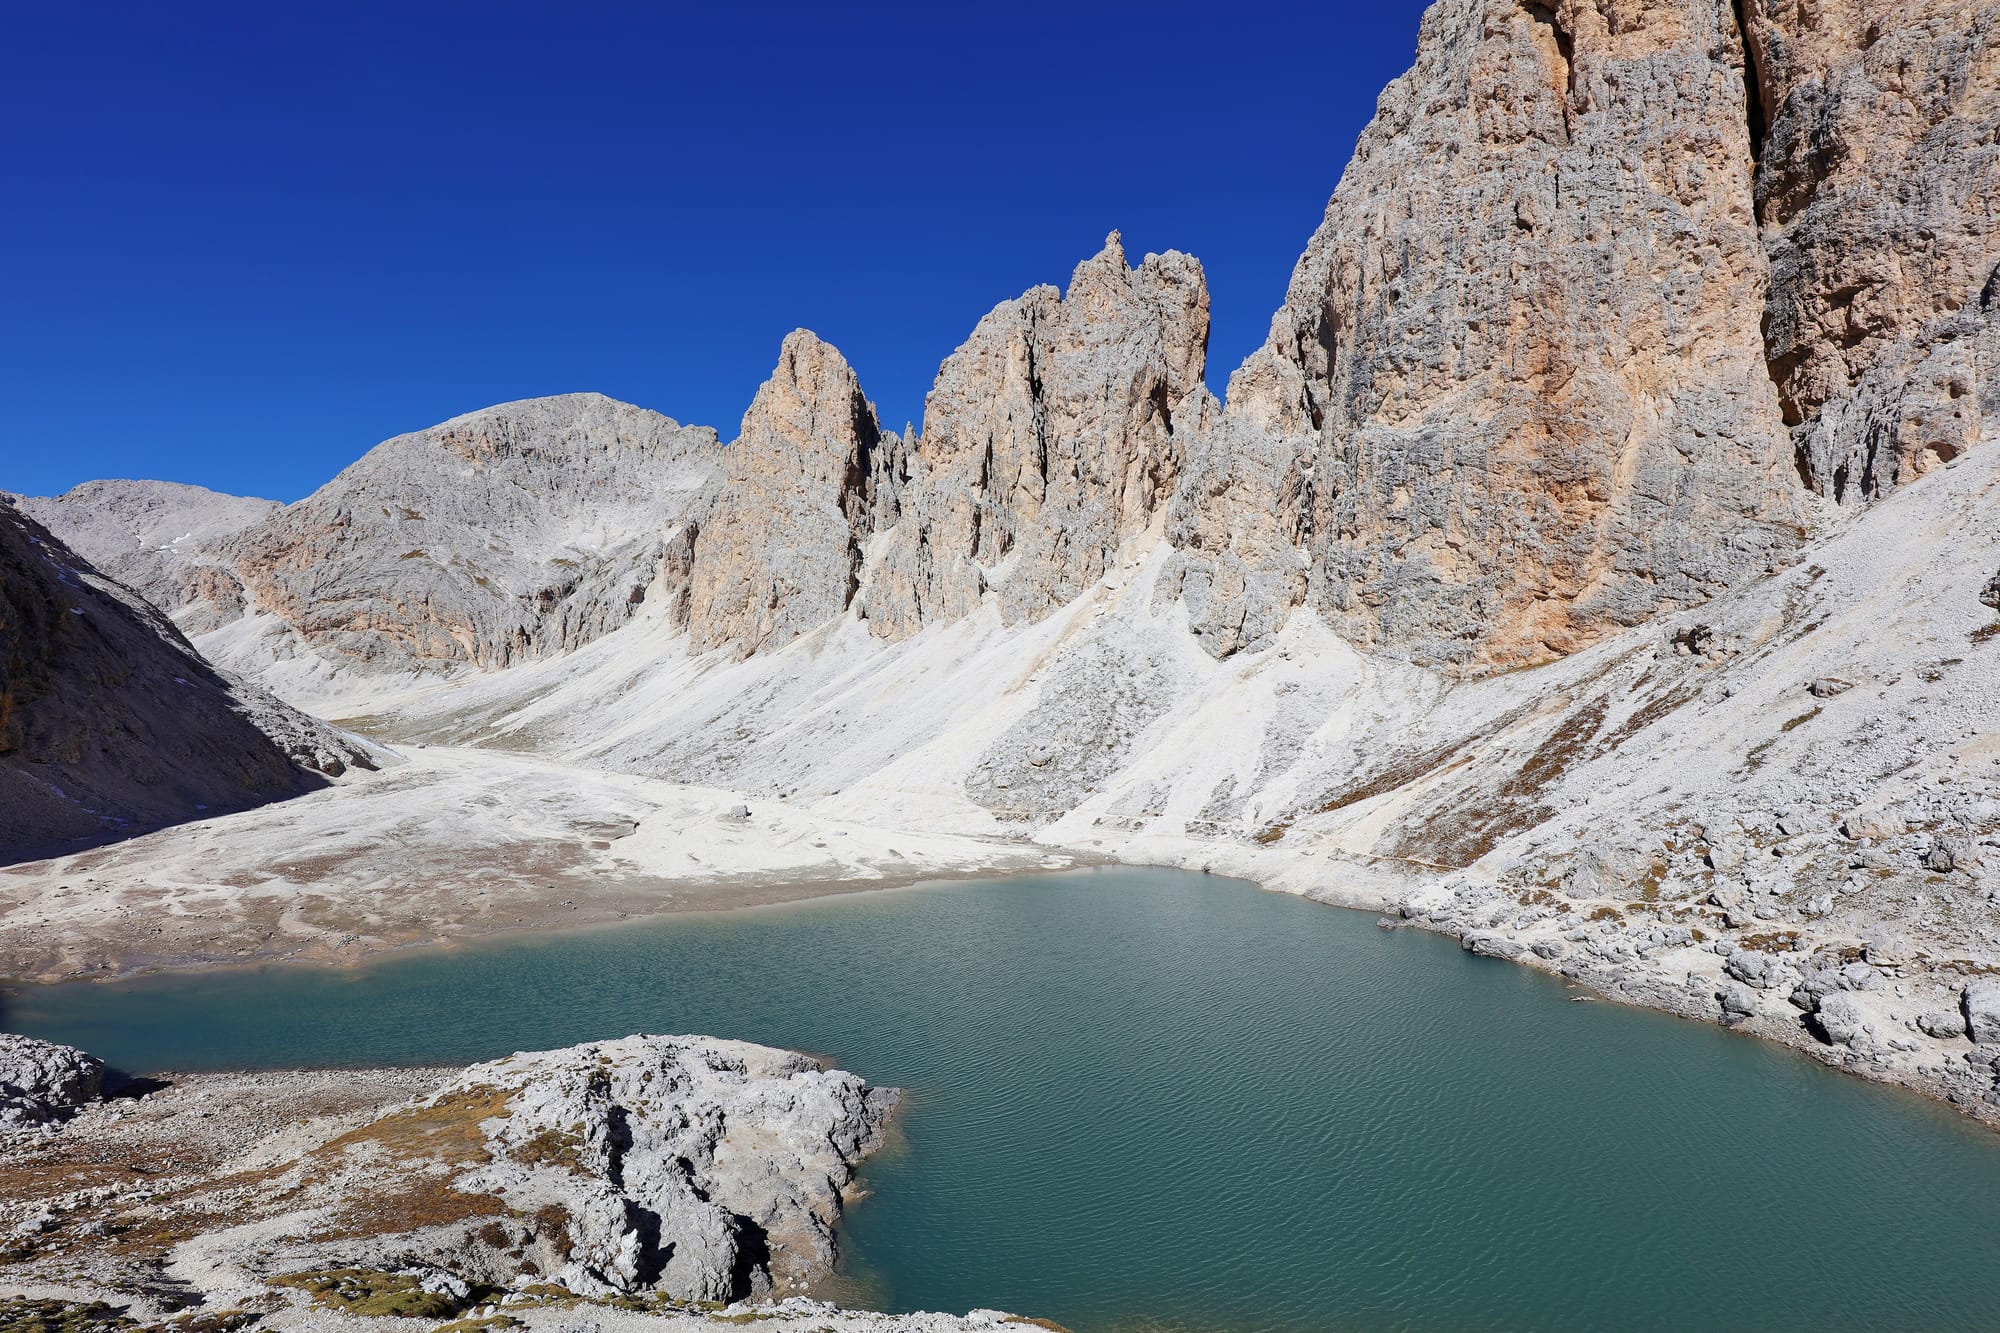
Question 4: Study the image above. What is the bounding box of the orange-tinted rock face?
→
[1747,0,2000,501]
[683,331,904,659]
[1176,0,1809,674]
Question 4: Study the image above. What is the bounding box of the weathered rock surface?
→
[7,0,2000,1148]
[863,233,1214,638]
[0,1055,1034,1331]
[0,1035,894,1312]
[0,496,367,862]
[0,1034,103,1128]
[1966,979,2000,1045]
[13,480,281,624]
[1174,0,1805,674]
[1747,0,2000,501]
[686,332,904,657]
[449,1034,895,1300]
[80,396,723,683]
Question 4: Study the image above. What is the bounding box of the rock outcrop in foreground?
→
[0,1037,1032,1330]
[442,1035,896,1300]
[0,496,369,862]
[0,1034,102,1128]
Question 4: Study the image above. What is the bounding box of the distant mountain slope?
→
[27,395,723,700]
[14,479,282,617]
[0,496,372,862]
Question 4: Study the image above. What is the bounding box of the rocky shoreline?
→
[0,1035,1046,1333]
[10,823,2000,1142]
[1107,834,2000,1134]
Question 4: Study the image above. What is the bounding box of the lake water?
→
[7,866,2000,1331]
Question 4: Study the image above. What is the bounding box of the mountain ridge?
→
[6,0,1998,1126]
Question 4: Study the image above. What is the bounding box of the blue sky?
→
[4,2,1429,502]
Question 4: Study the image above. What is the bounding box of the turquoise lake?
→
[8,866,2000,1331]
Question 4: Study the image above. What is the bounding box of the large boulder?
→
[1808,992,1871,1047]
[1963,980,2000,1045]
[0,1034,104,1127]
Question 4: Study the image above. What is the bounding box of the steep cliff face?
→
[862,233,1215,639]
[212,395,719,677]
[1747,0,2000,501]
[0,497,364,862]
[1175,0,1808,674]
[684,331,904,658]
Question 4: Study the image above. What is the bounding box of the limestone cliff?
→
[1746,0,2000,500]
[0,496,365,862]
[862,233,1214,638]
[684,331,904,658]
[1175,0,1808,675]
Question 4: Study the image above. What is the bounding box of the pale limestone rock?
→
[684,331,903,658]
[15,480,281,624]
[1173,0,1804,674]
[862,233,1215,638]
[456,1035,894,1300]
[0,1034,103,1128]
[1158,408,1313,658]
[215,395,716,675]
[1745,0,2000,500]
[1967,980,2000,1045]
[206,1036,896,1305]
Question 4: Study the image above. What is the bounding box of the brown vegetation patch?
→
[1595,680,1701,753]
[507,1126,586,1173]
[1313,737,1477,817]
[271,1269,473,1320]
[303,1084,515,1239]
[318,1084,509,1166]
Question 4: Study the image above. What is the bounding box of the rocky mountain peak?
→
[682,331,905,658]
[859,233,1216,639]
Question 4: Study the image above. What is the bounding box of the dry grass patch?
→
[271,1269,475,1320]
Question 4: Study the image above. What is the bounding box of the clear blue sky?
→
[3,2,1429,502]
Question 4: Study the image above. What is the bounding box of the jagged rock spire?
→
[684,330,904,658]
[860,234,1215,640]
